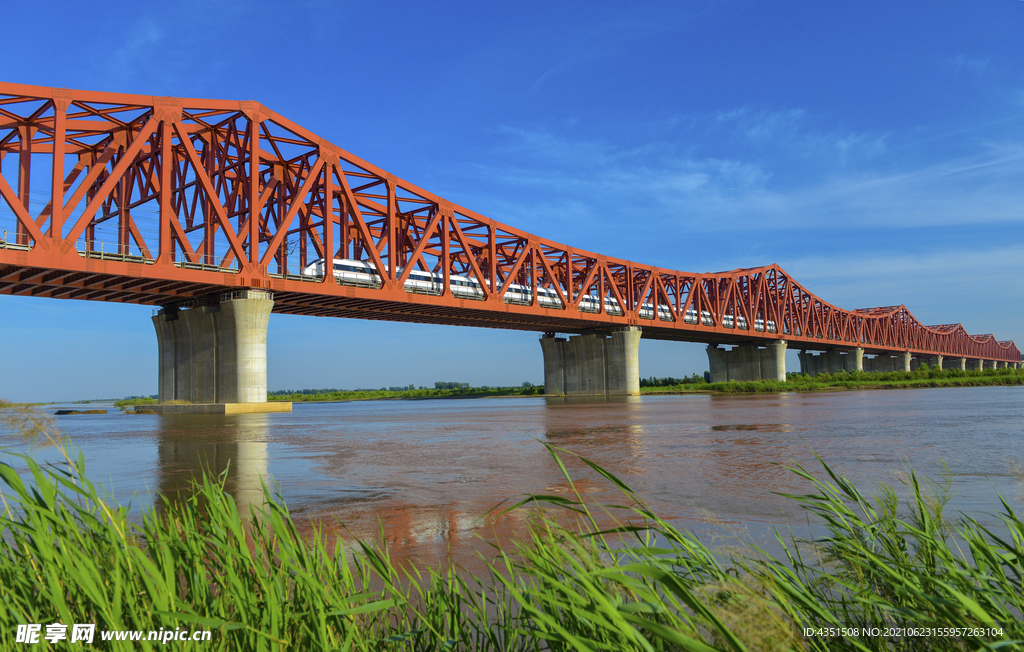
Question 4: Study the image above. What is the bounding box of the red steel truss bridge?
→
[0,82,1019,364]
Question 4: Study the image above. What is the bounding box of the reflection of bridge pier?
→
[155,413,269,515]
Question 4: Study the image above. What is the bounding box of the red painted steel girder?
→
[0,82,1019,363]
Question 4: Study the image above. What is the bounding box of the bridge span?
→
[0,83,1019,404]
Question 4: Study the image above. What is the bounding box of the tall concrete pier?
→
[540,327,641,396]
[706,341,787,383]
[152,290,288,412]
[942,357,968,371]
[798,348,864,375]
[860,352,912,373]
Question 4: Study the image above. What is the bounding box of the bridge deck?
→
[0,82,1018,362]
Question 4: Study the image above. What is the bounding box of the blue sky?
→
[1,1,1023,401]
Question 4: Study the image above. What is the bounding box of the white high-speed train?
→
[300,258,773,331]
[300,258,564,305]
[719,314,778,333]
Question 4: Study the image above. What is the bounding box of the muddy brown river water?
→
[2,387,1022,567]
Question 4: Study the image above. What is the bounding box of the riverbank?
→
[644,366,1024,395]
[105,368,1022,409]
[1,418,1019,650]
[266,385,544,403]
[110,388,543,409]
[0,399,51,408]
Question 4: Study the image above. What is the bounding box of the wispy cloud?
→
[947,54,991,77]
[525,6,708,93]
[102,17,164,88]
[715,107,807,142]
[460,113,1024,238]
[776,245,1024,341]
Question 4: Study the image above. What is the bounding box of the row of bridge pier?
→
[149,293,1022,410]
[541,330,1020,395]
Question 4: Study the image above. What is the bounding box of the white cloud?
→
[463,116,1024,235]
[947,54,991,77]
[776,246,1024,343]
[715,107,806,142]
[104,18,164,87]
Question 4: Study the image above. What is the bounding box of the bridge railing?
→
[0,230,31,251]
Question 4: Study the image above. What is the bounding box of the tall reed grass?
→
[0,407,1021,650]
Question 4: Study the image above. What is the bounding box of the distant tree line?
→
[269,381,540,395]
[639,373,709,388]
[434,382,470,390]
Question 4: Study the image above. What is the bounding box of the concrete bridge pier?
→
[942,357,967,371]
[151,289,290,413]
[798,347,864,375]
[864,355,894,372]
[913,354,942,370]
[540,327,641,396]
[898,351,912,372]
[862,351,911,372]
[706,340,787,383]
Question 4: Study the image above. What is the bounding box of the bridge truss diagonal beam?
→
[0,82,1018,363]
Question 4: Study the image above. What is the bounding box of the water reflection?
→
[710,424,798,432]
[543,396,646,480]
[154,413,269,515]
[3,389,1020,570]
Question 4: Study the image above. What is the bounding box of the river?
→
[2,387,1022,567]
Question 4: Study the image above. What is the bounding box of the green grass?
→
[1,408,1022,650]
[643,367,1024,395]
[0,398,51,408]
[113,397,159,408]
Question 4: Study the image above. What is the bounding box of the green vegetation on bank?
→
[0,399,49,408]
[268,382,543,402]
[1,410,1022,650]
[100,367,1021,408]
[641,373,710,388]
[643,366,1024,395]
[113,397,159,408]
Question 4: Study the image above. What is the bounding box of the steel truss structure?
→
[0,82,1018,362]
